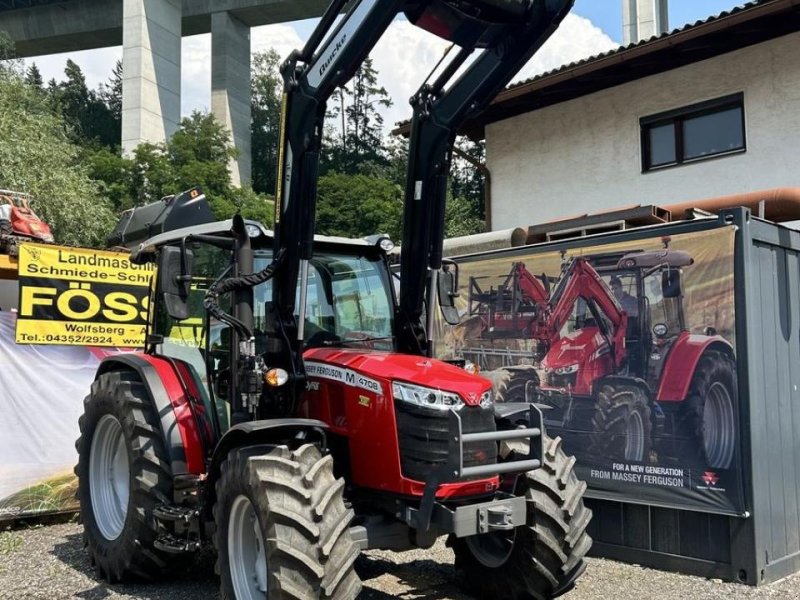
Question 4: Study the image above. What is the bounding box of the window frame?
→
[640,93,746,173]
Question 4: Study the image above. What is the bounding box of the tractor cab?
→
[589,249,693,384]
[137,217,401,432]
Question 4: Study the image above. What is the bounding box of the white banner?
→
[0,311,115,519]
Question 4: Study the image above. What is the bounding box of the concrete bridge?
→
[0,0,329,186]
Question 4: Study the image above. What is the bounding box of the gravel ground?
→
[2,522,800,600]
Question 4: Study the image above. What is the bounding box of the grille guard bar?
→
[414,403,544,532]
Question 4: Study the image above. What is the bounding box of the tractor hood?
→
[303,347,491,406]
[542,327,606,370]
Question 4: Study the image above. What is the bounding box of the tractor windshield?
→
[253,251,395,351]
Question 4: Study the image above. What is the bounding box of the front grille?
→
[395,402,498,482]
[548,372,577,389]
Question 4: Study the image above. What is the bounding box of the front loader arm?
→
[397,0,574,355]
[540,258,628,367]
[270,0,407,383]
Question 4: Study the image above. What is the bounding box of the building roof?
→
[393,0,800,140]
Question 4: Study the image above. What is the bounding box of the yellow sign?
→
[15,243,155,347]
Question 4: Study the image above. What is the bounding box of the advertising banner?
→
[438,227,745,515]
[0,311,122,520]
[15,243,153,347]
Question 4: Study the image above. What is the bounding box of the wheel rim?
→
[625,409,645,461]
[465,528,516,569]
[89,415,130,540]
[703,382,735,469]
[229,495,268,600]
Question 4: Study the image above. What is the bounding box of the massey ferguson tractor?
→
[0,189,54,255]
[75,1,591,599]
[479,249,737,470]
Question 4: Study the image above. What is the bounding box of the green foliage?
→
[83,111,274,226]
[445,194,485,238]
[323,58,392,175]
[251,49,283,196]
[46,59,120,147]
[317,173,402,241]
[0,531,23,555]
[0,66,115,247]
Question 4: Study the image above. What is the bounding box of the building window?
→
[641,93,745,172]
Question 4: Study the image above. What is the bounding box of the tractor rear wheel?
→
[680,350,737,469]
[214,444,361,600]
[591,383,652,462]
[75,370,175,582]
[452,434,592,599]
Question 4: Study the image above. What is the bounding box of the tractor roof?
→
[589,249,694,271]
[130,218,379,265]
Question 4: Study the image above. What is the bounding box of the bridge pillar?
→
[121,0,182,155]
[212,11,252,187]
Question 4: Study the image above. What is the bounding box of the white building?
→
[465,0,800,230]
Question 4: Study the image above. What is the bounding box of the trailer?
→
[437,195,800,585]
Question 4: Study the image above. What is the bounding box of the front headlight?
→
[392,381,464,411]
[553,364,579,375]
[479,389,493,408]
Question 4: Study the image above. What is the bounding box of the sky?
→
[24,1,749,131]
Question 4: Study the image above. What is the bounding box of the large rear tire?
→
[75,370,175,582]
[214,444,361,600]
[591,383,652,462]
[452,434,592,599]
[679,350,737,469]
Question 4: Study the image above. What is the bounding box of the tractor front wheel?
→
[494,367,540,404]
[591,383,652,462]
[75,370,175,582]
[452,434,592,599]
[214,444,361,600]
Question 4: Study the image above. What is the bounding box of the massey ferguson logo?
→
[319,33,347,78]
[701,471,719,486]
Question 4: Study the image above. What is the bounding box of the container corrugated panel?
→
[743,218,800,584]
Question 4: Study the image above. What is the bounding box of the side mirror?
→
[438,263,460,326]
[157,245,194,320]
[662,268,682,299]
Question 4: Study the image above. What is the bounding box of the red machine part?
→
[300,347,499,499]
[534,258,628,367]
[656,332,733,402]
[512,262,550,306]
[0,193,54,243]
[136,353,209,474]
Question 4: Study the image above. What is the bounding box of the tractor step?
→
[154,532,201,554]
[154,504,200,524]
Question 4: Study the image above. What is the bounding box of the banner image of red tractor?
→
[440,227,744,515]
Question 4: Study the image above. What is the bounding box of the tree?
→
[250,49,283,196]
[25,63,43,89]
[0,66,115,247]
[98,60,123,139]
[450,137,486,221]
[316,173,402,240]
[444,194,485,238]
[48,59,119,147]
[323,58,392,175]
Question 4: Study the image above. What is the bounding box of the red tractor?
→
[488,249,737,469]
[468,262,551,338]
[0,189,54,255]
[75,2,591,599]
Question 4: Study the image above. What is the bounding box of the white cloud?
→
[23,13,616,132]
[368,14,617,129]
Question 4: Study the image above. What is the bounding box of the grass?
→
[0,472,78,519]
[0,531,23,555]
